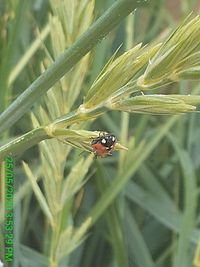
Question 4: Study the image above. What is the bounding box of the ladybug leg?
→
[92,150,99,159]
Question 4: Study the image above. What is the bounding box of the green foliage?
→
[138,14,200,88]
[0,1,200,267]
[110,95,199,114]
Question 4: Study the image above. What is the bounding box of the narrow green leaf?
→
[126,181,200,244]
[125,209,155,267]
[20,245,48,267]
[60,154,93,205]
[8,24,50,86]
[95,162,129,267]
[168,135,197,267]
[22,162,54,226]
[56,218,92,261]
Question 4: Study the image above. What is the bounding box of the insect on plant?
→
[91,132,117,157]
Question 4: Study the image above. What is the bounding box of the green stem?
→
[0,127,50,159]
[8,24,50,86]
[0,0,145,134]
[0,105,107,159]
[0,0,27,113]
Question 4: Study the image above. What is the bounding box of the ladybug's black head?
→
[100,134,116,148]
[91,133,116,148]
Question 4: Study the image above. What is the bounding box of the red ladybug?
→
[91,133,117,157]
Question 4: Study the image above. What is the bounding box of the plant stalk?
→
[0,127,50,159]
[0,0,143,134]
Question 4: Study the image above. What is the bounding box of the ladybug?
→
[91,133,117,157]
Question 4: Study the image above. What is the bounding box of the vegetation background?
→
[0,0,200,267]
